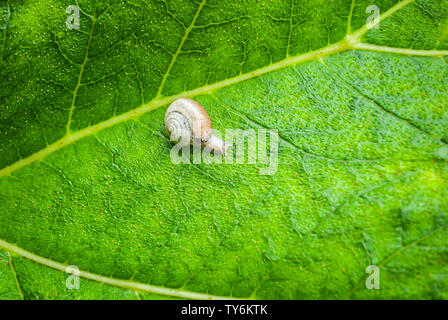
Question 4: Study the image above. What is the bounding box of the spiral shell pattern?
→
[165,111,192,145]
[164,98,212,145]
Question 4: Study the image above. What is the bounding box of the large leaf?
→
[0,0,447,299]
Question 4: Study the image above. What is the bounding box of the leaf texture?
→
[0,0,447,299]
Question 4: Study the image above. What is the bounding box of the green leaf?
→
[0,249,176,299]
[0,0,447,299]
[0,250,24,299]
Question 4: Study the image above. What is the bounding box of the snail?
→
[164,98,231,154]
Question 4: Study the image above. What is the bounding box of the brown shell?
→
[165,98,212,142]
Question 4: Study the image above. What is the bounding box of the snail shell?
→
[165,98,230,154]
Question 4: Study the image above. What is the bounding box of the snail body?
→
[164,98,230,154]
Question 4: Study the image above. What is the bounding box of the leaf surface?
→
[0,0,447,299]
